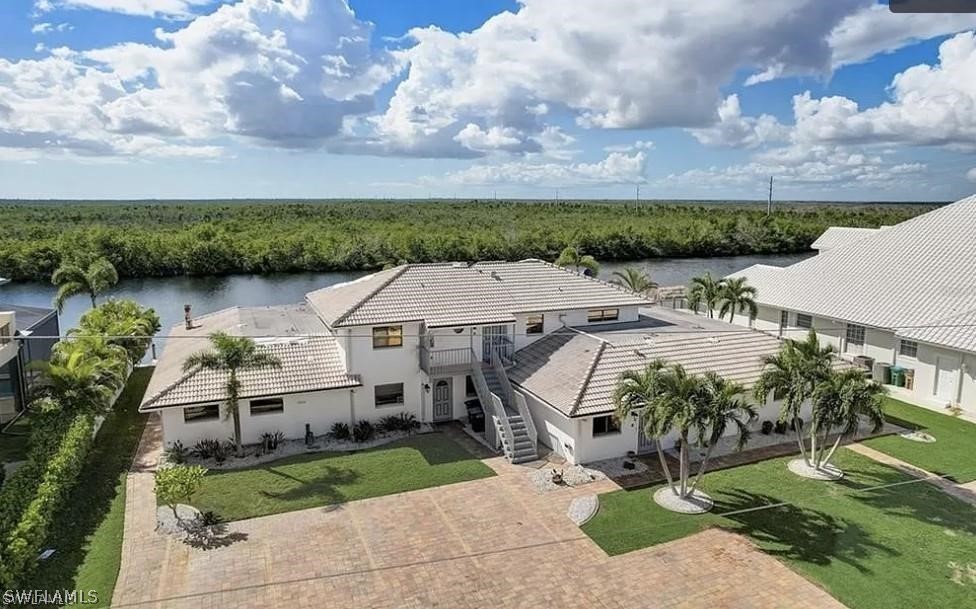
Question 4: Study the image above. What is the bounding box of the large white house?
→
[728,194,976,415]
[142,259,825,464]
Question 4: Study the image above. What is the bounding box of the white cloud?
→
[792,32,976,149]
[453,123,537,154]
[967,167,976,183]
[1,0,389,159]
[603,140,653,153]
[437,151,647,187]
[688,95,789,148]
[828,3,976,69]
[35,0,212,18]
[31,22,72,34]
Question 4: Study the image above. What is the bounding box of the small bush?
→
[760,420,774,435]
[166,440,188,464]
[774,420,788,435]
[377,412,420,434]
[352,420,374,443]
[192,438,229,463]
[260,431,285,453]
[329,422,351,441]
[155,464,208,519]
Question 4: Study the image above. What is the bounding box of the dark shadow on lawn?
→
[256,464,361,506]
[714,489,898,574]
[410,433,484,466]
[846,473,976,535]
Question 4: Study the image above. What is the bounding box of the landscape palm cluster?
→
[688,272,758,323]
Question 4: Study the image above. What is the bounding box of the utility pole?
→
[635,184,640,212]
[555,188,559,203]
[767,176,773,215]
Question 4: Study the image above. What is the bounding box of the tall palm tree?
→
[753,330,835,467]
[615,362,755,511]
[808,369,886,474]
[183,332,282,457]
[718,276,758,324]
[31,345,126,415]
[555,246,599,276]
[73,299,161,363]
[51,257,119,313]
[611,267,658,297]
[688,273,725,318]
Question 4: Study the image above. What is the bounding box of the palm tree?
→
[611,267,658,297]
[718,277,758,324]
[51,257,119,312]
[555,246,599,276]
[688,273,725,318]
[31,345,126,415]
[73,299,161,364]
[615,362,755,512]
[808,369,886,475]
[183,332,282,457]
[753,330,835,468]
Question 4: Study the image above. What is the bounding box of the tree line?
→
[0,200,935,281]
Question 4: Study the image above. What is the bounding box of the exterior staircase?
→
[482,366,538,464]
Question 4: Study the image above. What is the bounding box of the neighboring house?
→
[727,193,976,414]
[142,259,819,464]
[0,304,60,423]
[809,226,885,253]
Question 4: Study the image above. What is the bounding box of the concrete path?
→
[111,423,846,609]
[849,443,976,506]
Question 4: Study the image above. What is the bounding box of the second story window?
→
[587,308,619,323]
[526,314,544,335]
[372,325,403,349]
[899,339,918,358]
[846,324,865,346]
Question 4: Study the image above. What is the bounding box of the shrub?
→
[329,422,351,441]
[377,412,420,434]
[352,420,374,443]
[198,510,222,528]
[760,420,774,435]
[155,465,208,520]
[0,414,94,588]
[191,438,222,460]
[260,431,285,453]
[75,299,161,364]
[774,420,788,434]
[165,441,188,464]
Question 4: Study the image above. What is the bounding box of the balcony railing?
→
[420,346,475,375]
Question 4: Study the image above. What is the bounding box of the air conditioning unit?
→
[872,362,892,384]
[853,355,874,371]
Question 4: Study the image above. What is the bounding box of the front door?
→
[433,378,453,422]
[935,357,960,401]
[637,412,655,454]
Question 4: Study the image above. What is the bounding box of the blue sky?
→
[1,0,976,200]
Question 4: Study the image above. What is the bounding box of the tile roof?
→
[509,312,852,417]
[305,259,651,328]
[731,194,976,352]
[140,304,358,410]
[810,226,883,252]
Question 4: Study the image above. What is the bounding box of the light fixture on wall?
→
[453,327,464,334]
[424,383,430,393]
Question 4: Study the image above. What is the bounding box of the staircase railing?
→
[492,347,537,453]
[491,348,515,409]
[513,392,538,448]
[470,352,507,451]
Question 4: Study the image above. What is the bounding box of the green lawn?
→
[583,449,976,609]
[23,367,152,609]
[863,398,976,483]
[190,433,496,521]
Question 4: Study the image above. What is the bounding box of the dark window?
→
[899,340,918,358]
[796,313,813,329]
[184,404,219,423]
[846,324,865,346]
[592,415,621,436]
[0,322,10,345]
[372,326,403,349]
[465,375,477,397]
[587,308,619,323]
[250,397,284,416]
[526,314,544,335]
[375,383,405,407]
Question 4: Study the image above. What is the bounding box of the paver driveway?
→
[112,418,845,609]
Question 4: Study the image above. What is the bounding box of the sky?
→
[1,0,976,201]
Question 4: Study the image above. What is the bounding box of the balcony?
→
[420,346,475,375]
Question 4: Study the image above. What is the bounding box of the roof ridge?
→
[570,340,607,416]
[539,258,653,301]
[332,264,411,327]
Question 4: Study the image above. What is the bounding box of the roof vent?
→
[707,336,720,344]
[490,271,501,281]
[633,349,646,358]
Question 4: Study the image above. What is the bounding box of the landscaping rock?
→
[568,495,599,525]
[787,458,844,481]
[899,430,937,443]
[653,487,714,514]
[529,465,607,492]
[156,504,202,536]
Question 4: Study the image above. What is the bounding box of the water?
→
[0,253,811,336]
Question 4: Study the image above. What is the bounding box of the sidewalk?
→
[848,443,976,506]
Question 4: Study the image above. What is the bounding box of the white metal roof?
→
[731,194,976,352]
[810,226,883,252]
[306,260,651,328]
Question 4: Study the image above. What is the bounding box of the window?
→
[184,404,219,423]
[375,383,405,407]
[372,325,403,349]
[0,322,10,346]
[899,339,918,358]
[526,314,544,335]
[592,415,621,436]
[587,308,619,323]
[846,324,865,346]
[465,375,477,397]
[250,397,284,416]
[796,313,813,329]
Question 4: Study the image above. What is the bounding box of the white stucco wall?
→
[340,321,425,420]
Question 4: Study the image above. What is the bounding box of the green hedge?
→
[0,414,94,587]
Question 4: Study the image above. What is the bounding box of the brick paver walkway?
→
[112,419,845,609]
